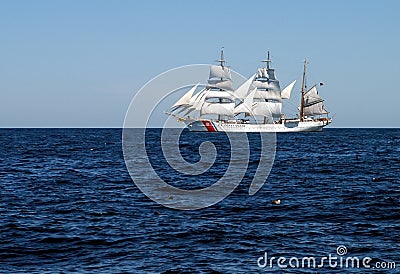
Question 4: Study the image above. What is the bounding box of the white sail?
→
[165,52,332,132]
[252,101,282,117]
[253,80,269,89]
[302,86,328,116]
[182,89,207,115]
[234,88,256,114]
[209,65,231,80]
[281,80,296,99]
[200,102,235,116]
[304,86,323,107]
[233,74,255,99]
[205,90,234,100]
[253,80,280,91]
[186,88,205,105]
[254,89,281,100]
[303,101,328,116]
[262,69,269,78]
[208,79,234,91]
[192,89,208,110]
[268,80,280,91]
[175,105,191,114]
[257,68,262,78]
[171,83,199,108]
[304,86,322,102]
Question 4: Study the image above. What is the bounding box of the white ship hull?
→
[184,118,331,133]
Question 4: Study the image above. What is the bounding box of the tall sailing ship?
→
[167,48,332,132]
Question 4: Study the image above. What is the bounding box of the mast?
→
[261,49,271,69]
[251,50,283,123]
[299,59,307,122]
[263,50,272,125]
[217,47,225,120]
[217,47,225,68]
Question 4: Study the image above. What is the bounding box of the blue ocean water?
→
[0,128,399,273]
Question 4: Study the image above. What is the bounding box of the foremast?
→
[206,47,235,120]
[168,48,235,121]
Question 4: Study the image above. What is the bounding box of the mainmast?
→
[260,51,270,124]
[261,50,271,69]
[217,47,225,68]
[299,59,307,122]
[253,50,283,124]
[218,47,224,120]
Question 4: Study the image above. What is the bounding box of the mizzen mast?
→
[299,59,307,122]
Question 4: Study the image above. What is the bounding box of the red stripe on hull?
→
[202,121,216,132]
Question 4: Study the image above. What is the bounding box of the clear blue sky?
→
[1,0,399,127]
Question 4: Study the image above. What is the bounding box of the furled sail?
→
[302,86,328,116]
[248,51,284,118]
[257,68,269,79]
[167,50,332,131]
[253,55,281,94]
